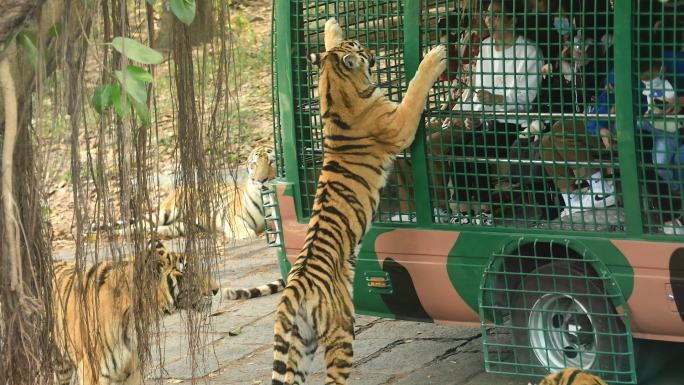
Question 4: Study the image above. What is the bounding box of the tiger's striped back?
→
[223,278,285,300]
[134,144,276,239]
[538,368,609,385]
[271,18,446,385]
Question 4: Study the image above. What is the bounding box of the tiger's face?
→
[247,145,276,191]
[154,243,219,314]
[308,39,376,84]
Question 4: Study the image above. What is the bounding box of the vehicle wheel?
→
[510,261,630,381]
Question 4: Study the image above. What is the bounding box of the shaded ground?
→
[50,238,683,385]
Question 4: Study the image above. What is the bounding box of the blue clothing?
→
[586,88,616,135]
[664,50,684,96]
[638,120,684,192]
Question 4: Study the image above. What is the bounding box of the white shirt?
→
[460,36,543,125]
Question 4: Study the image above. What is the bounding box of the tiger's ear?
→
[148,239,164,250]
[342,53,359,69]
[307,53,321,67]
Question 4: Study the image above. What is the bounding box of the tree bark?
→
[0,0,88,382]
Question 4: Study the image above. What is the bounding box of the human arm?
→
[665,96,684,115]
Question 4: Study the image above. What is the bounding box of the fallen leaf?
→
[228,327,242,336]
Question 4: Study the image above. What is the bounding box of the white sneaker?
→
[473,210,493,226]
[389,213,416,223]
[663,219,684,235]
[450,211,471,225]
[433,207,449,223]
[582,191,616,209]
[561,193,616,218]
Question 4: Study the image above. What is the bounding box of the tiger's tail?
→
[222,278,285,300]
[271,284,302,385]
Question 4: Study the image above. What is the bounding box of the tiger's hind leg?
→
[283,321,317,385]
[323,327,354,385]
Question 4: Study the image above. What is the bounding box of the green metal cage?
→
[272,0,684,236]
[479,238,636,383]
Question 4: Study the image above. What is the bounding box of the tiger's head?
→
[247,144,276,191]
[151,241,219,314]
[307,18,375,84]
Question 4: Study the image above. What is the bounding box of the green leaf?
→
[110,84,128,119]
[146,0,157,4]
[92,86,104,114]
[115,69,147,105]
[130,97,150,127]
[101,85,113,108]
[48,23,62,37]
[127,65,154,83]
[92,84,113,115]
[17,31,37,69]
[110,37,164,65]
[169,0,196,25]
[228,327,242,336]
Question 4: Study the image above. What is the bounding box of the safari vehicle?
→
[263,0,684,383]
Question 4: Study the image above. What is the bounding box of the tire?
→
[510,261,631,381]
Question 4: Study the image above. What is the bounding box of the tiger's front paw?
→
[325,18,345,50]
[419,45,448,80]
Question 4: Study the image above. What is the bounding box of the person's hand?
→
[562,44,571,59]
[476,90,496,104]
[464,118,481,130]
[664,97,683,115]
[599,128,617,149]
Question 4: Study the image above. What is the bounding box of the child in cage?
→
[392,3,491,223]
[445,0,543,226]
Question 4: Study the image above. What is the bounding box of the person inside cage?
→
[507,0,593,221]
[392,3,491,223]
[635,27,684,234]
[444,0,543,226]
[538,34,609,220]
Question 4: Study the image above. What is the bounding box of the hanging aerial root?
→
[0,52,23,297]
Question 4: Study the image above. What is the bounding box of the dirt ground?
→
[45,2,274,252]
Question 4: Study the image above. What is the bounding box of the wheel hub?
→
[528,294,597,371]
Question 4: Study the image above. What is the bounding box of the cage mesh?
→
[279,0,684,236]
[479,238,636,383]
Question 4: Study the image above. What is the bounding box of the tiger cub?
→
[223,278,285,300]
[271,18,446,385]
[536,368,609,385]
[139,144,276,239]
[52,241,219,385]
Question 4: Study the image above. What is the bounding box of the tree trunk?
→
[155,0,215,50]
[0,0,88,382]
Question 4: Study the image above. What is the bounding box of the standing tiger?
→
[536,368,609,385]
[271,18,446,385]
[135,144,276,239]
[52,241,219,385]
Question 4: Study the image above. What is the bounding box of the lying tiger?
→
[52,241,219,385]
[127,144,276,239]
[272,18,446,385]
[536,368,608,385]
